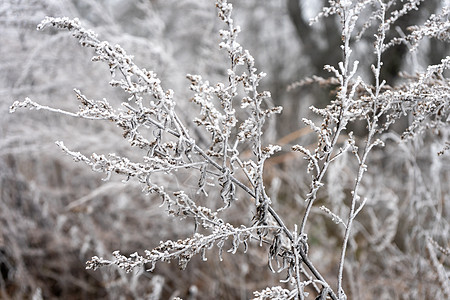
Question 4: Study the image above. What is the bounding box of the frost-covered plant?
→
[9,0,449,299]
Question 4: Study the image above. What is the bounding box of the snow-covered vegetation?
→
[2,0,449,299]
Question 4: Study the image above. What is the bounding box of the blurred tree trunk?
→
[287,0,341,78]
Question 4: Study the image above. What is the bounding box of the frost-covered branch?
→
[8,0,449,299]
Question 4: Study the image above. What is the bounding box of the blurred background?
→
[1,0,448,299]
